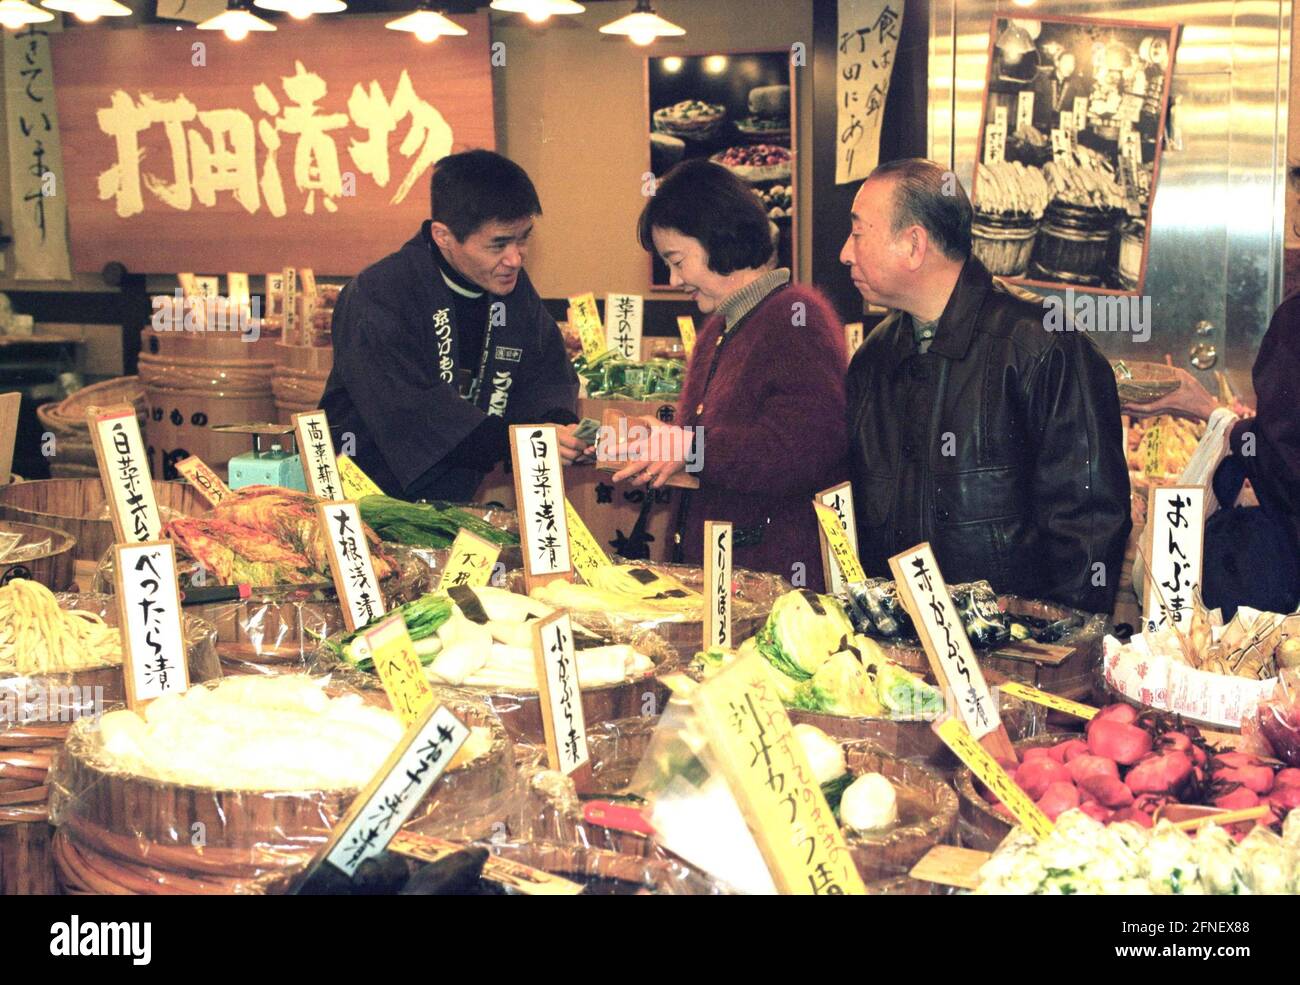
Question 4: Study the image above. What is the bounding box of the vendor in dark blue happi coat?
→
[322,150,585,502]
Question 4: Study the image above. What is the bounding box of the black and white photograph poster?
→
[970,15,1179,295]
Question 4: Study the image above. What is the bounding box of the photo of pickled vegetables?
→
[1127,414,1205,478]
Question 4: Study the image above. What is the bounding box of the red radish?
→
[1079,802,1112,824]
[1268,786,1300,811]
[1079,773,1135,809]
[1068,754,1120,785]
[1125,752,1194,796]
[1088,719,1153,765]
[1046,743,1070,764]
[1078,788,1098,806]
[1216,765,1275,795]
[1015,759,1072,800]
[1274,768,1300,788]
[1022,748,1054,763]
[1093,704,1139,725]
[1213,752,1263,770]
[1058,739,1090,762]
[1112,807,1154,829]
[1159,732,1192,754]
[1036,781,1081,821]
[1213,787,1260,810]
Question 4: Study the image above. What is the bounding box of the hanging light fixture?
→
[599,0,684,46]
[386,1,466,43]
[253,0,345,21]
[41,0,131,22]
[197,0,274,41]
[0,0,53,29]
[489,0,584,26]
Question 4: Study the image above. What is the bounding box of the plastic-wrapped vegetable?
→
[950,581,1010,647]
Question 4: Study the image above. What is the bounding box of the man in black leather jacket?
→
[840,159,1130,613]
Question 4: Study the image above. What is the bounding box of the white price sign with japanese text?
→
[704,521,733,651]
[604,293,644,361]
[294,410,344,502]
[114,542,190,709]
[317,501,386,633]
[532,611,589,776]
[323,703,469,878]
[1143,485,1206,635]
[510,425,573,589]
[889,543,999,740]
[89,405,163,544]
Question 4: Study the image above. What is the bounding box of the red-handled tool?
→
[582,800,655,836]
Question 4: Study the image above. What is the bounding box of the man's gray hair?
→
[868,158,972,262]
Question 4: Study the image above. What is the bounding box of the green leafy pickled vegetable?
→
[329,592,455,670]
[358,495,519,550]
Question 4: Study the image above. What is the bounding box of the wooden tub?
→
[0,520,77,592]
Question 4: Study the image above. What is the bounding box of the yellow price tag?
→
[568,292,607,360]
[565,499,612,584]
[1142,424,1164,477]
[813,502,866,584]
[337,454,384,500]
[934,716,1054,841]
[358,613,435,728]
[176,454,232,508]
[676,315,697,357]
[998,681,1098,720]
[692,654,867,895]
[437,529,501,592]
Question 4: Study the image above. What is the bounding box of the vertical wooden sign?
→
[531,610,591,783]
[815,482,860,596]
[1143,485,1206,635]
[510,425,574,592]
[704,520,733,651]
[294,410,344,501]
[88,404,162,544]
[317,500,386,632]
[114,541,190,710]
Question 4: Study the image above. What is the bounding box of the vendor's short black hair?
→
[869,158,972,261]
[637,160,774,274]
[430,149,542,241]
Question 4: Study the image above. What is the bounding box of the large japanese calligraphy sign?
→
[509,425,574,592]
[567,292,607,361]
[835,0,905,184]
[294,410,343,501]
[1143,485,1206,635]
[814,483,860,596]
[436,529,501,592]
[889,543,1011,759]
[50,15,493,275]
[352,611,434,728]
[933,714,1053,840]
[88,404,163,544]
[604,293,644,361]
[692,653,866,895]
[563,499,611,586]
[531,610,590,778]
[113,542,190,710]
[176,454,232,509]
[704,521,733,651]
[318,702,470,880]
[316,500,386,632]
[4,22,71,280]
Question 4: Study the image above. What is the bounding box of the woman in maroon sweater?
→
[612,160,848,590]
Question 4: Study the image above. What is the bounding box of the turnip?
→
[1067,754,1120,785]
[1213,786,1260,810]
[1273,768,1300,788]
[1036,781,1081,821]
[1079,773,1135,809]
[1015,758,1072,800]
[1215,764,1275,795]
[1059,739,1090,762]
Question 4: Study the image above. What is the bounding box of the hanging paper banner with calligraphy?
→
[835,0,905,185]
[50,15,493,275]
[4,21,71,280]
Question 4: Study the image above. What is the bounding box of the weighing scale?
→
[212,422,307,492]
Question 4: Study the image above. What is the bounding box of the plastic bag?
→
[1242,668,1300,766]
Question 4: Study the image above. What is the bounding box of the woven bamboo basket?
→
[0,519,76,591]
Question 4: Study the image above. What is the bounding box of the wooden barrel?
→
[1028,202,1117,286]
[137,328,278,480]
[0,478,206,563]
[0,821,56,895]
[51,695,511,894]
[272,343,333,423]
[0,519,76,591]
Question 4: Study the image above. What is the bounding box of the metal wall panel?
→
[928,1,1289,400]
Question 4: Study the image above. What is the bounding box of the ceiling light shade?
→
[197,4,275,40]
[386,6,467,42]
[490,0,584,24]
[253,0,345,19]
[0,0,53,28]
[599,0,684,46]
[41,0,131,21]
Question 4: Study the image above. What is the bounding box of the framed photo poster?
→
[970,15,1179,295]
[647,50,797,290]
